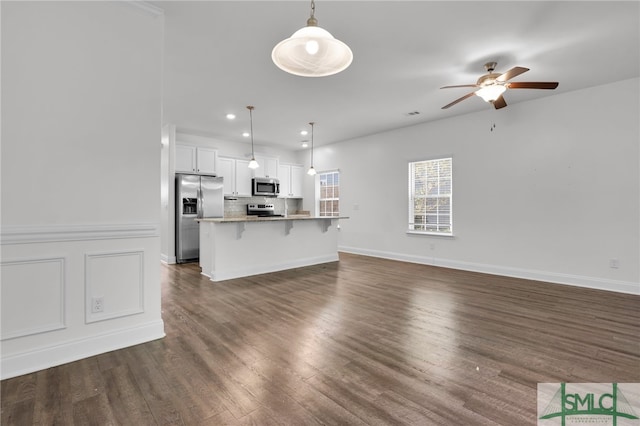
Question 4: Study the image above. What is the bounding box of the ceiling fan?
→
[441,62,559,110]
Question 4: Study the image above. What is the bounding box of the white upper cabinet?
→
[196,147,217,175]
[253,156,279,179]
[217,156,252,197]
[278,164,304,198]
[175,145,196,173]
[289,164,303,198]
[235,159,253,196]
[175,144,217,174]
[278,164,290,198]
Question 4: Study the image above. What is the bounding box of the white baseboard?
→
[339,246,640,295]
[210,254,339,282]
[1,319,166,380]
[160,253,176,264]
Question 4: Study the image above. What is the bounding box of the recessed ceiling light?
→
[242,132,250,137]
[226,113,236,120]
[300,130,308,136]
[301,141,309,148]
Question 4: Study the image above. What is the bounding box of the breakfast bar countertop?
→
[196,215,349,223]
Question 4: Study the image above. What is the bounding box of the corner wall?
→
[1,2,165,379]
[306,79,640,294]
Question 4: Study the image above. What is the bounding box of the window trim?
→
[407,156,453,236]
[316,169,340,217]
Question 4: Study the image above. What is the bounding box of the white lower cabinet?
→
[278,164,304,198]
[217,157,252,197]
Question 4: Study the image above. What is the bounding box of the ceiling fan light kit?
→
[475,85,507,102]
[272,0,353,77]
[441,62,558,110]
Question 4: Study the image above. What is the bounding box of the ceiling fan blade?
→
[492,95,507,109]
[441,92,476,109]
[440,84,478,89]
[507,82,559,89]
[496,66,529,82]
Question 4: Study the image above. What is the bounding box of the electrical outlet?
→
[609,259,620,269]
[92,296,104,313]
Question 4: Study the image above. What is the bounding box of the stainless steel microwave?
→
[252,177,280,197]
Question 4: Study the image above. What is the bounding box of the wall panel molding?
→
[85,250,145,323]
[1,223,159,245]
[1,256,66,340]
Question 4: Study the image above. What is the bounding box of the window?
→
[408,157,452,235]
[318,171,340,217]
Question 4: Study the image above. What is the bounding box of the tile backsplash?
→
[224,197,303,217]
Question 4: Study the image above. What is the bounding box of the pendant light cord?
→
[247,105,255,159]
[307,0,317,26]
[309,122,315,166]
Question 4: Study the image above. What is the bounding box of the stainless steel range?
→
[246,203,284,217]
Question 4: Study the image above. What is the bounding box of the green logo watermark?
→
[538,383,639,426]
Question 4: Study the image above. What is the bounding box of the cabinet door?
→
[175,145,196,172]
[217,157,236,195]
[278,164,291,197]
[265,157,279,178]
[289,165,304,198]
[235,159,253,197]
[253,156,279,178]
[196,147,217,174]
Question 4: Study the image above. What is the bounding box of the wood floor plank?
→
[102,364,157,425]
[115,343,187,425]
[0,373,36,408]
[146,336,234,421]
[1,398,34,426]
[243,355,370,426]
[31,366,74,425]
[72,393,118,426]
[1,252,638,425]
[67,357,104,404]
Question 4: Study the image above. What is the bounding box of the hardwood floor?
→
[2,253,639,425]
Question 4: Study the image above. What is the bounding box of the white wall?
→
[303,79,639,294]
[1,1,165,379]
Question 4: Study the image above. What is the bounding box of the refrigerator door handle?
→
[197,186,203,218]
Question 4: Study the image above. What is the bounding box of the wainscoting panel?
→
[85,250,144,323]
[1,257,66,340]
[0,223,163,380]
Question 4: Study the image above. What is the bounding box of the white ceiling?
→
[153,1,639,150]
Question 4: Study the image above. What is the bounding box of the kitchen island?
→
[196,215,347,281]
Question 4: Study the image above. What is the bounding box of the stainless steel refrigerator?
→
[176,174,224,263]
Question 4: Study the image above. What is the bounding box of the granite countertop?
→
[196,215,348,223]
